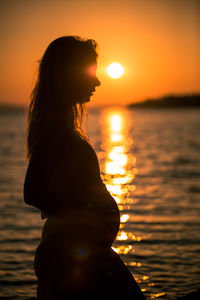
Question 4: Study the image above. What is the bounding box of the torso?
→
[24,130,120,247]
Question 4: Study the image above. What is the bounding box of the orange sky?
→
[0,0,200,107]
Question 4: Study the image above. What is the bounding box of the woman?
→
[24,36,146,299]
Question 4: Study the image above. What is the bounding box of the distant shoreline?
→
[128,94,200,109]
[1,94,200,111]
[0,104,26,113]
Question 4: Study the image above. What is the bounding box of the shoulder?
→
[72,130,97,157]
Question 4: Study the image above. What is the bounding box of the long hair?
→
[27,36,98,160]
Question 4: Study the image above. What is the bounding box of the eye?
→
[87,64,97,77]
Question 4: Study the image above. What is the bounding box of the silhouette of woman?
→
[24,36,146,299]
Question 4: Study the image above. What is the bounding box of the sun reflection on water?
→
[101,109,137,241]
[112,245,133,255]
[101,109,136,205]
[100,109,156,298]
[120,214,130,223]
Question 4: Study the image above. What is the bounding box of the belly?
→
[42,208,119,248]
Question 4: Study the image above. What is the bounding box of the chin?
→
[79,96,91,103]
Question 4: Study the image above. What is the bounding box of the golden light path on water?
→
[103,110,141,255]
[100,109,166,299]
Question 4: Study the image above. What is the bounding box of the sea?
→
[0,107,200,299]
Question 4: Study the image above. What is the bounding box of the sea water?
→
[0,107,200,299]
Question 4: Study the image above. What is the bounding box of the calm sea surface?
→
[0,107,200,299]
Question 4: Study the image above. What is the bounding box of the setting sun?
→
[106,63,124,79]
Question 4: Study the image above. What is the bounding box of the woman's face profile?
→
[76,60,101,103]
